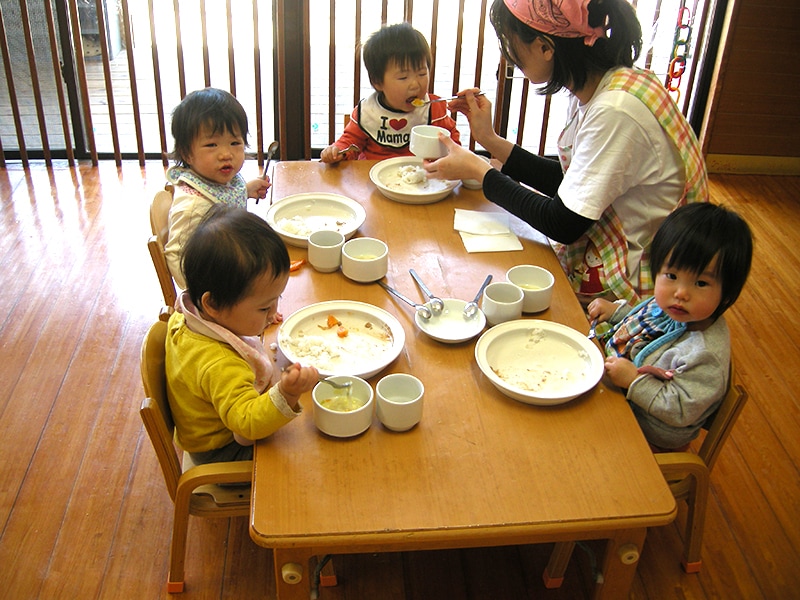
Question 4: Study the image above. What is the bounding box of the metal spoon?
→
[336,143,360,156]
[409,269,444,315]
[282,367,352,389]
[463,274,493,319]
[257,141,279,204]
[377,280,432,320]
[411,91,486,107]
[320,376,352,389]
[587,318,599,340]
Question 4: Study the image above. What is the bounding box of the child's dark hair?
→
[650,202,753,320]
[490,0,642,95]
[170,88,249,168]
[362,23,432,87]
[182,204,290,310]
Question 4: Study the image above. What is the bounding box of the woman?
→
[427,0,708,305]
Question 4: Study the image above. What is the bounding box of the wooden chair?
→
[139,317,252,593]
[148,184,178,308]
[543,363,749,586]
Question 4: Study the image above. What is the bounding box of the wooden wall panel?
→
[703,0,800,164]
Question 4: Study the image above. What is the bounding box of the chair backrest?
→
[140,318,182,502]
[150,184,173,242]
[148,185,178,307]
[696,361,748,473]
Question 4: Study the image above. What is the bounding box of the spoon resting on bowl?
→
[377,281,432,320]
[463,274,493,319]
[409,269,444,315]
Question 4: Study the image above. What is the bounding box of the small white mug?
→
[506,264,555,313]
[409,125,449,159]
[481,281,523,326]
[308,230,345,273]
[341,237,389,282]
[376,373,424,432]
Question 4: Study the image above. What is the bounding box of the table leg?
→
[273,548,315,600]
[592,529,647,600]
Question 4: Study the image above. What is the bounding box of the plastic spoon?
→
[463,274,493,318]
[409,269,444,315]
[377,281,432,320]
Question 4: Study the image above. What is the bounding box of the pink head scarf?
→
[504,0,607,46]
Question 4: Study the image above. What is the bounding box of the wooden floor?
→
[0,161,798,599]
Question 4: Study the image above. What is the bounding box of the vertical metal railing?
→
[0,0,709,164]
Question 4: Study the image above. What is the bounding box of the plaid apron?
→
[553,68,709,305]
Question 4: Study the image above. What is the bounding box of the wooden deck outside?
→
[0,160,798,598]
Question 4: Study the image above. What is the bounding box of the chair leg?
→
[543,541,576,589]
[167,496,192,593]
[681,470,710,573]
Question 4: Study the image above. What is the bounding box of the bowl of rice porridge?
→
[266,192,366,247]
[278,300,405,379]
[474,319,604,405]
[369,157,459,204]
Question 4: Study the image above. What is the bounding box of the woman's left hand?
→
[423,134,493,182]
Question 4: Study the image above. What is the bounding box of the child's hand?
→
[278,363,320,409]
[586,298,618,324]
[604,356,639,389]
[320,144,345,164]
[247,177,271,200]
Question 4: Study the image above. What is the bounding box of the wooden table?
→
[249,160,676,599]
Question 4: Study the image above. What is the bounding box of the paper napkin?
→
[454,208,523,253]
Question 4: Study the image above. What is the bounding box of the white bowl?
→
[474,319,604,405]
[265,192,366,247]
[341,237,389,282]
[277,300,405,379]
[369,157,459,204]
[414,298,486,343]
[313,376,374,438]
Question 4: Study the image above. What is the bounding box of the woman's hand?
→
[423,135,493,182]
[447,88,495,144]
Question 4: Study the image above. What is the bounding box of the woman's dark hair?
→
[170,87,249,167]
[362,22,432,87]
[182,204,290,310]
[490,0,643,95]
[650,202,753,320]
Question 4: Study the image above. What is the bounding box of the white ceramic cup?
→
[506,264,555,313]
[481,281,523,326]
[376,373,424,432]
[409,125,449,158]
[341,237,389,282]
[307,229,345,273]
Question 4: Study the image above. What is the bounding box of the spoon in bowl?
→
[409,269,444,315]
[377,281,432,320]
[463,274,493,319]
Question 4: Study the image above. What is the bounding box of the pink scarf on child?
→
[175,291,273,393]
